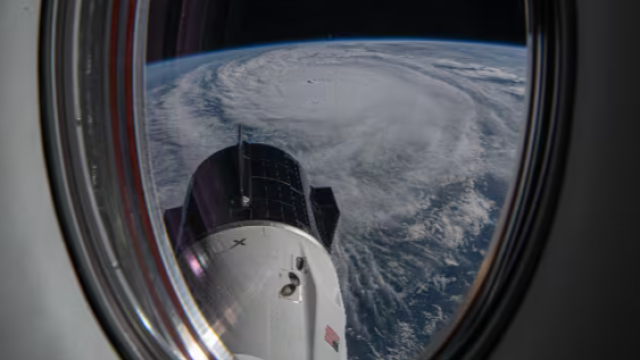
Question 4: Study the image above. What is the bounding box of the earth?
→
[144,40,527,360]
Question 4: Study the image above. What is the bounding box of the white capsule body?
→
[179,221,347,360]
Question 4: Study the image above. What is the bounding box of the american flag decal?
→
[324,325,340,352]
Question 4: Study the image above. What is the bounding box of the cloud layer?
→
[145,40,527,360]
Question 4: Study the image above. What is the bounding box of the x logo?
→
[230,238,247,250]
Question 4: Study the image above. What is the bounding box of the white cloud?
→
[144,40,526,360]
[433,59,525,84]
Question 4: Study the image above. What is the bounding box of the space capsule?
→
[163,127,347,360]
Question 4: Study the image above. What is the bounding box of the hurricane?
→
[144,40,527,360]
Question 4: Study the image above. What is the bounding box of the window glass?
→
[143,1,527,359]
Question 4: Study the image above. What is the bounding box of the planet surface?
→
[144,40,527,360]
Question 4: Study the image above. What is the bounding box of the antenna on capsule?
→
[237,125,250,208]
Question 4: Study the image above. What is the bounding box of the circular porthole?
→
[40,1,575,360]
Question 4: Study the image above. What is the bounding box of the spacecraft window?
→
[39,1,576,360]
[281,284,297,297]
[289,272,301,287]
[143,2,531,354]
[296,257,306,271]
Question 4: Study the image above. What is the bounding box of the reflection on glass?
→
[145,15,526,358]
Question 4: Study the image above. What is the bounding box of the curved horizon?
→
[147,37,527,67]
